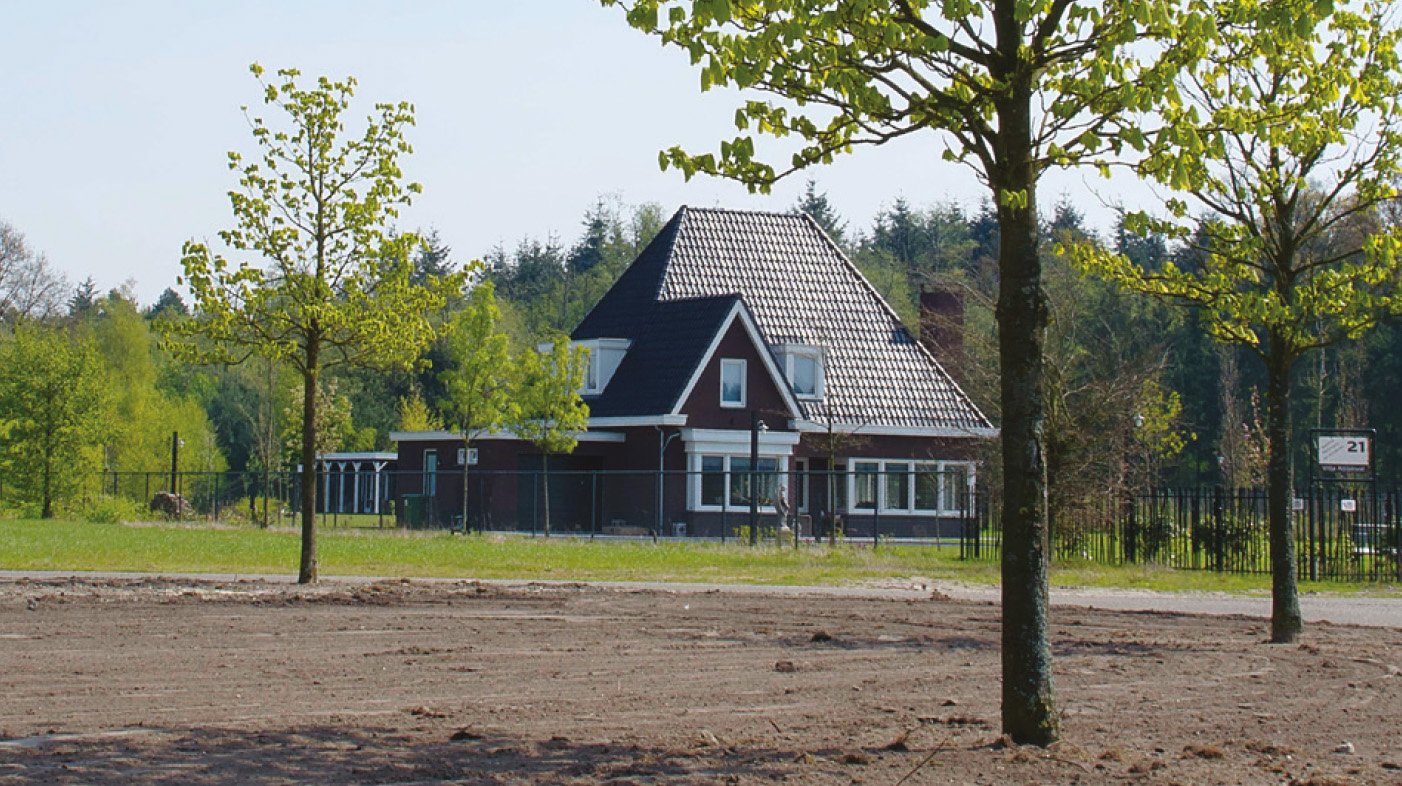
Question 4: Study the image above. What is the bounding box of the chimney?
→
[919,286,965,382]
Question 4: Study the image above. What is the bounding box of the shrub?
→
[83,495,145,524]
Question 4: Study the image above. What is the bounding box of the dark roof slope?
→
[581,295,738,417]
[574,206,991,432]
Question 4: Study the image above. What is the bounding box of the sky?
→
[0,1,1139,306]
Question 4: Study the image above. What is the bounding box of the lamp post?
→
[749,411,767,546]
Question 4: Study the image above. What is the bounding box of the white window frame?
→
[688,452,789,512]
[456,447,479,466]
[719,358,747,408]
[583,354,600,394]
[777,345,825,400]
[843,459,975,516]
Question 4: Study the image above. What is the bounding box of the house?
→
[392,206,995,537]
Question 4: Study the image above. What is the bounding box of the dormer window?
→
[571,338,631,396]
[776,344,825,400]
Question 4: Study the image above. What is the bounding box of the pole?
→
[169,431,179,494]
[749,411,760,546]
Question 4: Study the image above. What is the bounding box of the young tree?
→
[440,281,517,531]
[513,336,588,537]
[164,65,464,583]
[601,0,1212,743]
[1072,0,1402,642]
[0,326,113,518]
[397,389,442,432]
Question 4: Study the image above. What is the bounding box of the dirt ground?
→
[0,578,1399,785]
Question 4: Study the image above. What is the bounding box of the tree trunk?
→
[298,335,321,584]
[992,43,1059,745]
[541,452,552,537]
[461,432,472,533]
[41,428,53,520]
[263,357,274,528]
[1265,337,1302,642]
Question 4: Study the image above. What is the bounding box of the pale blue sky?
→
[1,1,1127,305]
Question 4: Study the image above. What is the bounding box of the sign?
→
[1341,499,1358,513]
[1318,435,1371,472]
[1292,497,1305,512]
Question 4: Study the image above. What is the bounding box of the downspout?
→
[656,426,681,541]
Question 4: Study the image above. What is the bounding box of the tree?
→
[0,220,68,324]
[513,336,588,537]
[1071,0,1402,642]
[411,229,456,286]
[146,287,190,321]
[440,281,517,531]
[280,378,354,461]
[397,389,442,432]
[0,326,113,518]
[793,180,847,245]
[68,277,99,319]
[84,294,224,480]
[602,0,1211,743]
[164,65,464,583]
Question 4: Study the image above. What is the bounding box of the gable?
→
[675,305,800,428]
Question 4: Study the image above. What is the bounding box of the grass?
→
[0,518,1394,594]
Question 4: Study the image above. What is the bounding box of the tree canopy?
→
[1071,0,1402,643]
[164,64,465,583]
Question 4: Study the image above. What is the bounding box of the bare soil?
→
[0,577,1400,785]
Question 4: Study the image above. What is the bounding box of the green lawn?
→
[0,518,1392,594]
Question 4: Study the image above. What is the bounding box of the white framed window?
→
[719,358,746,408]
[584,354,600,393]
[574,338,630,396]
[775,345,825,399]
[689,453,787,512]
[844,459,974,515]
[456,447,479,466]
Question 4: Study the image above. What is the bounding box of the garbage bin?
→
[401,494,429,528]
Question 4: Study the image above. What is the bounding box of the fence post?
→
[1124,494,1137,564]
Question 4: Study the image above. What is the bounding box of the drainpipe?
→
[656,426,681,541]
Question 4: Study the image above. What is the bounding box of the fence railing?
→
[13,469,1402,581]
[1030,486,1402,582]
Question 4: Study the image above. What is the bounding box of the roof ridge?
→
[678,204,806,220]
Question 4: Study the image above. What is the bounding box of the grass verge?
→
[0,518,1393,594]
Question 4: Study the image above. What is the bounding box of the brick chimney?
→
[919,286,965,383]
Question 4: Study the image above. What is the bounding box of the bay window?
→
[689,454,784,511]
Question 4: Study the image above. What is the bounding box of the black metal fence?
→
[27,468,1402,582]
[1028,486,1402,583]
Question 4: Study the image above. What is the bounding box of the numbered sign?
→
[1318,435,1371,472]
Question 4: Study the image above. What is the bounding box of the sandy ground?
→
[1,577,1400,785]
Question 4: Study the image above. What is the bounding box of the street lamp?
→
[749,411,767,546]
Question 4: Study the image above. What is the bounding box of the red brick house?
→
[392,206,994,537]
